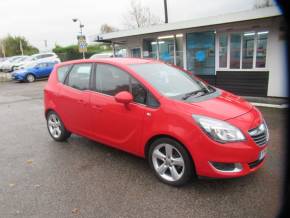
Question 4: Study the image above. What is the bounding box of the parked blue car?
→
[11,61,58,82]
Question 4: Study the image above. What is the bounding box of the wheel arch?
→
[144,134,196,169]
[25,72,37,80]
[45,108,54,119]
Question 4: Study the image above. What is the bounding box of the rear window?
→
[57,65,71,83]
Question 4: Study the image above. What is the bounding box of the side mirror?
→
[114,91,133,104]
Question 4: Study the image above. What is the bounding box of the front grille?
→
[248,157,264,169]
[248,122,269,146]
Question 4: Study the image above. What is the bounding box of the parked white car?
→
[1,56,30,72]
[15,53,60,70]
[0,56,24,72]
[90,52,113,59]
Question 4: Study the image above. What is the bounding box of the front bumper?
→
[194,141,267,178]
[191,107,268,178]
[11,74,25,81]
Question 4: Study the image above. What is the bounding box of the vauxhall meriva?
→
[44,58,269,186]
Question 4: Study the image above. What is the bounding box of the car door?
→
[43,63,54,77]
[58,63,93,136]
[89,63,148,154]
[34,63,47,78]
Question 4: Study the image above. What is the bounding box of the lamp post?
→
[164,0,168,23]
[72,18,85,59]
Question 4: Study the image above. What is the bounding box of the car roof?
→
[57,58,160,67]
[31,52,56,57]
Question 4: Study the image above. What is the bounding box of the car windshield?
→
[14,56,29,63]
[130,63,214,100]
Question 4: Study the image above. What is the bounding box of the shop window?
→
[143,38,158,59]
[186,31,215,75]
[175,34,184,68]
[131,48,141,58]
[230,33,241,69]
[219,33,228,68]
[114,44,127,57]
[256,31,268,68]
[219,30,268,69]
[242,32,255,69]
[158,35,175,65]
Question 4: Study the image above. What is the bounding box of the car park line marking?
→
[250,102,288,108]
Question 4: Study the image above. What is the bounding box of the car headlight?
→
[192,115,245,143]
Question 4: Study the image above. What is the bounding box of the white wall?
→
[267,17,288,97]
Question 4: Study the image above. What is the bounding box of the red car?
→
[44,58,269,186]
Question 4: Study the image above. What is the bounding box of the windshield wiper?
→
[182,87,210,100]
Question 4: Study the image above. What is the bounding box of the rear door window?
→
[66,64,92,90]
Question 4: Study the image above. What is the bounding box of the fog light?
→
[210,162,243,172]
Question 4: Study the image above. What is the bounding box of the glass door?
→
[186,31,215,75]
[158,35,175,65]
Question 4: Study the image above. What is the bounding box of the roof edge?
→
[91,6,281,41]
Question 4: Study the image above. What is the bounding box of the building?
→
[92,7,287,98]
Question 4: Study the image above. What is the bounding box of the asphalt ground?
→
[0,80,287,218]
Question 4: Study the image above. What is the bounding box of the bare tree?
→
[100,24,119,34]
[123,0,161,29]
[254,0,275,8]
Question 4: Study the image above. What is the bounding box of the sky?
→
[0,0,264,51]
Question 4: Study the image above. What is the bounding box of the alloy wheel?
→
[152,143,185,182]
[26,74,35,82]
[48,113,62,139]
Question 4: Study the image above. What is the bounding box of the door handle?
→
[78,99,89,106]
[92,104,102,111]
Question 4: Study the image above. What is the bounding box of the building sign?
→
[77,35,87,53]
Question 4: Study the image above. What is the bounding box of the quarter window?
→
[67,64,92,90]
[131,78,146,104]
[57,65,71,83]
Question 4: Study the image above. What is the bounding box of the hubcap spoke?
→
[55,128,61,136]
[153,149,166,160]
[171,157,184,167]
[48,120,54,126]
[169,166,180,180]
[165,144,173,158]
[157,163,168,175]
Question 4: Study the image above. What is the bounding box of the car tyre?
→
[26,74,36,83]
[148,137,194,186]
[47,111,71,141]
